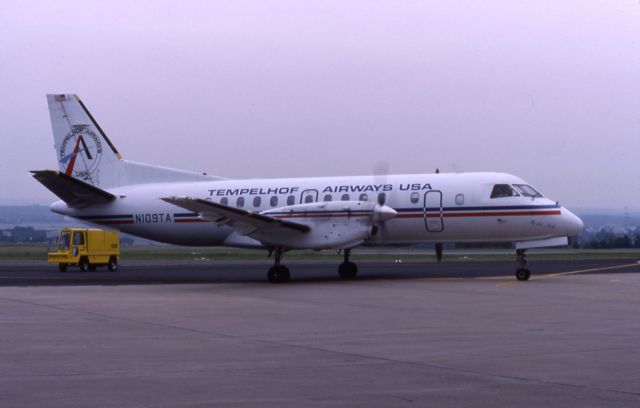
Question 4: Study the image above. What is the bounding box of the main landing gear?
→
[338,249,358,280]
[268,247,290,284]
[515,249,531,281]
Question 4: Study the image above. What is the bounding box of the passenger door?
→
[424,191,444,232]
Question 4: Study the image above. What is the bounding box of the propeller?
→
[371,161,396,232]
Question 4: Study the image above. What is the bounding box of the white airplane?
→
[33,94,583,282]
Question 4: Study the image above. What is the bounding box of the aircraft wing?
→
[161,196,311,236]
[31,170,117,208]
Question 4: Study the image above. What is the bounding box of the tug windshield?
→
[58,231,71,250]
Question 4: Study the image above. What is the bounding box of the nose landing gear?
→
[515,249,531,281]
[338,249,358,279]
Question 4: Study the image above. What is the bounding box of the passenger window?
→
[270,196,278,207]
[359,193,368,201]
[304,195,314,203]
[490,184,519,199]
[341,194,350,201]
[455,194,464,205]
[324,194,332,202]
[236,197,245,208]
[220,197,228,206]
[287,195,295,205]
[410,192,419,204]
[253,196,261,207]
[73,232,85,245]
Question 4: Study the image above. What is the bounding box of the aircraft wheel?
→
[79,257,90,272]
[58,263,68,272]
[338,262,358,280]
[268,265,290,283]
[107,257,118,272]
[515,268,531,281]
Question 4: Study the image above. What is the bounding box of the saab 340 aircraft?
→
[32,94,583,283]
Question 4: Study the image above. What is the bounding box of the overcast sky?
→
[0,0,638,209]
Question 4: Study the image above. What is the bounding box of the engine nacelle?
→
[254,201,381,250]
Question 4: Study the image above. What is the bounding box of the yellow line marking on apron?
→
[497,262,640,287]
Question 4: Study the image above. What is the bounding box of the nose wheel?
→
[516,267,531,281]
[268,247,290,283]
[515,249,531,281]
[338,249,358,279]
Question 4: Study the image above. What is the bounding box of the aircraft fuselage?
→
[51,172,583,247]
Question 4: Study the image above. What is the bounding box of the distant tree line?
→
[0,226,48,243]
[454,228,640,250]
[571,229,640,249]
[2,225,639,249]
[0,227,135,245]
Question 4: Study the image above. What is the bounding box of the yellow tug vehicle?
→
[48,228,120,272]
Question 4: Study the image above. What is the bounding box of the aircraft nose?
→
[562,208,584,236]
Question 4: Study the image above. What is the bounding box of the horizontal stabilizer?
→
[162,196,311,235]
[31,170,116,208]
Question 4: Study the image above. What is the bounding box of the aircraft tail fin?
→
[48,94,123,187]
[46,94,221,188]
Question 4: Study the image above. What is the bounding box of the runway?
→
[1,259,639,407]
[1,258,640,286]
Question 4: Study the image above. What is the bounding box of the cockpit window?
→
[490,184,519,198]
[513,184,543,198]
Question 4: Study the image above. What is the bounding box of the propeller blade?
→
[373,160,389,205]
[435,243,443,262]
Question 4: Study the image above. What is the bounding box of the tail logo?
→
[58,127,102,180]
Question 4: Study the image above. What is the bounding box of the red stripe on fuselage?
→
[444,210,561,217]
[91,210,560,225]
[395,210,561,219]
[274,213,371,219]
[173,210,562,222]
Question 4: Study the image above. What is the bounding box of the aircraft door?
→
[424,190,444,232]
[300,189,319,204]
